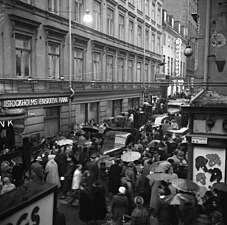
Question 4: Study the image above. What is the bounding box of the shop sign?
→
[192,136,208,144]
[3,96,69,108]
[0,192,54,225]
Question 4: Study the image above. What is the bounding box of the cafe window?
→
[15,34,31,77]
[89,102,99,123]
[44,107,60,138]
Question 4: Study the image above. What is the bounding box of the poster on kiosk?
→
[193,146,226,189]
[0,183,57,225]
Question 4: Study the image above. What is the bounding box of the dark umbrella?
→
[171,178,200,193]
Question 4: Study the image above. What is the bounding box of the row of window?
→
[18,0,162,55]
[15,32,156,82]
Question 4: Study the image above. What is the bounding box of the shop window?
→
[44,107,60,138]
[89,102,99,123]
[113,100,122,117]
[15,34,31,77]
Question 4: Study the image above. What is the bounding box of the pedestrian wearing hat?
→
[30,156,44,182]
[131,196,149,225]
[111,186,129,225]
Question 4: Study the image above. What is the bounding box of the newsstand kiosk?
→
[182,90,227,189]
[0,182,57,225]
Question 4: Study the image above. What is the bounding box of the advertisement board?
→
[0,183,57,225]
[193,146,225,189]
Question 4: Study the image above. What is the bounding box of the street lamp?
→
[68,0,92,126]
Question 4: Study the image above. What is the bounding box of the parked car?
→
[100,131,133,157]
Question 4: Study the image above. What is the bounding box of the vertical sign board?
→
[0,185,56,225]
[193,146,226,189]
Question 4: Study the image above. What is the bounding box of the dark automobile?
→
[100,131,134,157]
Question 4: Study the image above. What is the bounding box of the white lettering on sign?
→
[3,97,69,108]
[192,137,208,144]
[0,120,13,127]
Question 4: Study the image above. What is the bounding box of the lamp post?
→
[68,0,92,127]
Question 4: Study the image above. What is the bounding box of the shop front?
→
[0,95,70,149]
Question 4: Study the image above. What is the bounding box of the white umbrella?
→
[121,151,141,162]
[56,139,73,146]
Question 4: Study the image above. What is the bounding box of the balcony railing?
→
[0,78,162,95]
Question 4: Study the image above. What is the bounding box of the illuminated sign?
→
[175,38,182,76]
[3,97,69,108]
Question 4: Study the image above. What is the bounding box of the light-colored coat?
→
[45,159,61,187]
[71,168,82,190]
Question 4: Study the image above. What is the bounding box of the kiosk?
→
[182,90,227,189]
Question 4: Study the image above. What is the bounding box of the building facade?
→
[195,0,227,95]
[161,10,187,96]
[163,0,198,88]
[0,0,163,147]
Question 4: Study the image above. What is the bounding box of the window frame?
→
[15,33,32,77]
[93,51,102,81]
[107,7,114,36]
[93,0,101,31]
[47,41,61,79]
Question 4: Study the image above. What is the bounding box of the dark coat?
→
[111,193,129,225]
[85,160,99,183]
[91,184,107,220]
[54,211,66,225]
[79,188,93,222]
[109,163,122,194]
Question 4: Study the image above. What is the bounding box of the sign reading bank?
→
[3,97,69,108]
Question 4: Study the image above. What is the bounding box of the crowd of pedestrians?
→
[0,101,226,225]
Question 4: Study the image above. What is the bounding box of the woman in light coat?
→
[45,155,61,188]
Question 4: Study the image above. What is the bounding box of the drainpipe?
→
[203,0,210,88]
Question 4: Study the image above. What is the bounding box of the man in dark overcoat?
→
[108,158,122,196]
[111,186,129,225]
